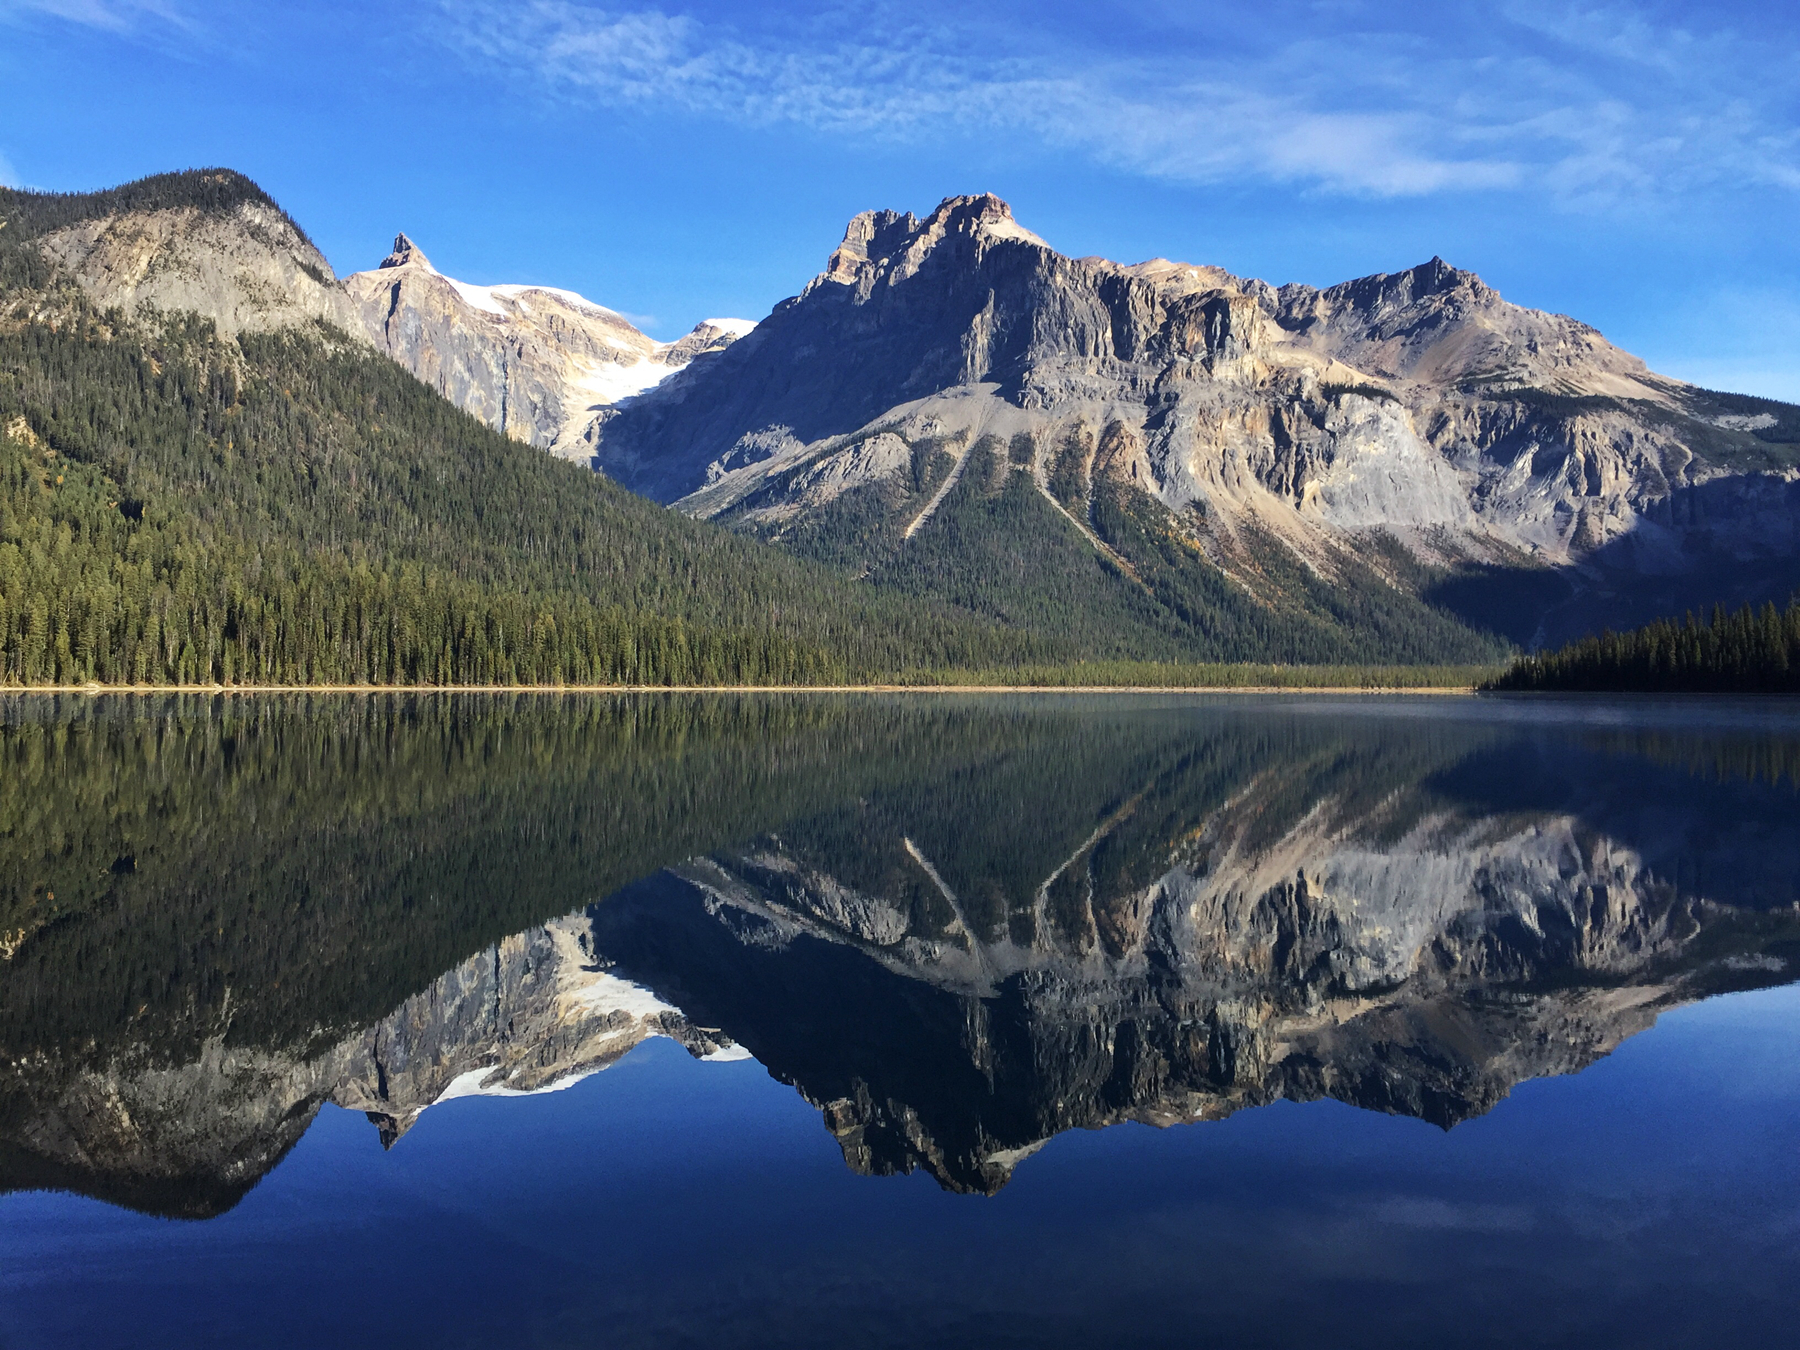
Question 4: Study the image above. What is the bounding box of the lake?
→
[2,692,1798,1349]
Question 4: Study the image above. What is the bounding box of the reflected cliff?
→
[3,693,1798,1214]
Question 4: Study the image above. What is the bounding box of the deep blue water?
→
[2,693,1798,1348]
[6,987,1799,1350]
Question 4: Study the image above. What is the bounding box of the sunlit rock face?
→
[596,194,1800,645]
[343,235,751,461]
[35,187,365,340]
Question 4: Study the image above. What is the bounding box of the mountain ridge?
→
[6,167,1798,671]
[593,192,1800,650]
[343,233,754,458]
[0,170,1064,688]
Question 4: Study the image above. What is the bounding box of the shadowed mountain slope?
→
[0,172,1055,685]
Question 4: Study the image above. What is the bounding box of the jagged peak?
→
[821,192,1050,286]
[380,232,433,272]
[1322,255,1494,312]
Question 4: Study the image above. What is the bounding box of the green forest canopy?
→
[1,170,1511,685]
[1489,597,1800,693]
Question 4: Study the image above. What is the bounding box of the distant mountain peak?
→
[7,167,361,340]
[823,192,1050,287]
[380,232,433,272]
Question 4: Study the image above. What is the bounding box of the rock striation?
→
[343,235,752,459]
[597,194,1800,646]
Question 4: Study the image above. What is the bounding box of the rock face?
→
[26,174,365,341]
[344,235,753,460]
[597,194,1800,646]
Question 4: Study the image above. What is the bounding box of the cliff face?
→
[31,185,365,341]
[598,195,1800,646]
[343,235,750,460]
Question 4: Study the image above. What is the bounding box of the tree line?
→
[1488,598,1800,693]
[0,244,1056,685]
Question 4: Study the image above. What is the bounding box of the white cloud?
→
[438,1,1800,207]
[0,151,19,188]
[0,0,187,32]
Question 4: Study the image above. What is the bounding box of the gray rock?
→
[342,236,752,460]
[36,197,365,340]
[594,195,1800,642]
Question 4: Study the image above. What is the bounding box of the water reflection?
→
[2,693,1797,1215]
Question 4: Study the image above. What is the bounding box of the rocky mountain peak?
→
[344,242,758,461]
[822,192,1050,288]
[11,167,366,341]
[380,232,432,271]
[1328,254,1491,315]
[926,192,1034,237]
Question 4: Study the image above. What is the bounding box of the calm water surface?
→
[2,692,1798,1349]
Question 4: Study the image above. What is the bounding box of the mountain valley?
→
[2,167,1798,679]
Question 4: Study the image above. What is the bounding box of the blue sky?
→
[3,0,1798,398]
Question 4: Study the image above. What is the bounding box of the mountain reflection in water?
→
[2,692,1798,1217]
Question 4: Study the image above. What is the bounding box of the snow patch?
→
[441,278,630,325]
[698,317,758,337]
[445,277,507,317]
[978,216,1049,249]
[490,283,621,318]
[567,355,686,410]
[432,1063,599,1105]
[701,1042,756,1063]
[562,967,682,1019]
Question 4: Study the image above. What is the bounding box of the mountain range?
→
[3,167,1799,676]
[593,193,1800,650]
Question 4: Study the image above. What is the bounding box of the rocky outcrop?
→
[343,235,753,460]
[33,187,365,340]
[597,195,1800,645]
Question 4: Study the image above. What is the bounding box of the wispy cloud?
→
[439,1,1800,206]
[0,151,19,188]
[0,0,188,30]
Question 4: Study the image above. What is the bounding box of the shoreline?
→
[0,683,1483,696]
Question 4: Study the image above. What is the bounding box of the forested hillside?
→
[730,431,1512,665]
[0,169,1516,685]
[0,177,1056,685]
[1489,598,1800,693]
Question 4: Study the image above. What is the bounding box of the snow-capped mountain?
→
[344,234,754,460]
